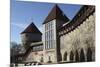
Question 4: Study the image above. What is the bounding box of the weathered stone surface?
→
[60,13,95,62]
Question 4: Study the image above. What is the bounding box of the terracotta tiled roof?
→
[21,22,42,34]
[43,4,70,24]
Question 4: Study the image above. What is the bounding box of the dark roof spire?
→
[43,4,70,24]
[21,22,42,34]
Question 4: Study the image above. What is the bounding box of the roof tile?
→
[43,4,70,24]
[21,22,42,34]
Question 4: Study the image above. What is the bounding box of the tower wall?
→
[21,33,42,49]
[21,33,42,43]
[43,19,57,63]
[43,19,68,63]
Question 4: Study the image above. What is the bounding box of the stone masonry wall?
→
[60,12,95,62]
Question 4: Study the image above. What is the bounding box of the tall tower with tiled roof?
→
[21,22,42,49]
[43,4,69,24]
[43,4,70,63]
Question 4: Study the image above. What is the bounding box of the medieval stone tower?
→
[21,22,42,49]
[18,5,95,64]
[42,5,70,63]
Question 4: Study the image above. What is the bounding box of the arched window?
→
[75,50,79,62]
[63,52,67,61]
[47,56,52,63]
[87,48,92,61]
[80,49,85,62]
[40,57,43,62]
[70,51,74,62]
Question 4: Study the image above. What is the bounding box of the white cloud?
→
[38,26,43,33]
[11,22,28,29]
[11,22,43,33]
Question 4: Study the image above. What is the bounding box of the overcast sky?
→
[11,0,82,44]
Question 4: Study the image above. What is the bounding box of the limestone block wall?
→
[21,33,42,49]
[43,49,57,63]
[25,51,43,63]
[21,33,42,43]
[60,12,95,62]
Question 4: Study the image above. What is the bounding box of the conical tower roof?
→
[43,4,70,24]
[21,22,42,34]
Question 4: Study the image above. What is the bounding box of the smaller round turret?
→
[21,22,42,49]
